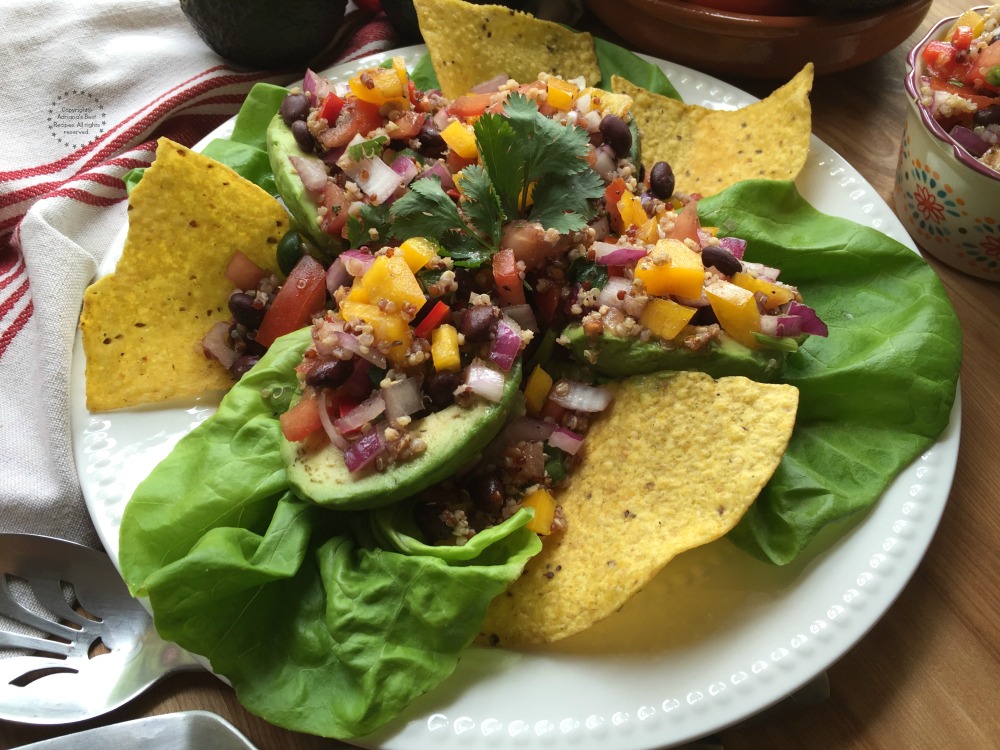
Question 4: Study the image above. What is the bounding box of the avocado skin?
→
[266,113,343,257]
[282,361,523,510]
[562,324,785,381]
[180,0,347,69]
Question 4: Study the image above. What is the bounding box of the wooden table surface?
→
[3,1,998,748]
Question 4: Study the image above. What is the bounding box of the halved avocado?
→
[282,361,523,510]
[561,324,785,381]
[266,113,343,256]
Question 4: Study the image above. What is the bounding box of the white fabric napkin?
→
[0,0,395,548]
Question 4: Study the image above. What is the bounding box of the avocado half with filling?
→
[266,113,343,256]
[282,361,523,510]
[561,324,785,381]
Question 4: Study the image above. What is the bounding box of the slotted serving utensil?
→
[0,533,204,724]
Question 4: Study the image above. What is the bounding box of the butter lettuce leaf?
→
[697,180,961,564]
[119,326,541,738]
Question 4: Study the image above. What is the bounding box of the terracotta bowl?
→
[584,0,933,79]
[893,7,1000,281]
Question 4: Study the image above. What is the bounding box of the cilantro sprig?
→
[373,94,604,266]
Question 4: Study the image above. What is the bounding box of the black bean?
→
[649,161,675,199]
[412,501,453,542]
[419,122,446,159]
[690,305,718,326]
[599,114,632,158]
[280,93,311,125]
[701,246,742,276]
[228,292,266,329]
[305,359,354,389]
[228,355,260,380]
[973,104,1000,128]
[290,120,315,152]
[467,472,504,513]
[425,371,461,410]
[459,304,498,342]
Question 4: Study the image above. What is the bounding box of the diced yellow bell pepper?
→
[440,120,478,160]
[581,88,632,118]
[730,271,796,312]
[640,297,697,341]
[524,365,553,415]
[339,301,413,365]
[361,254,426,312]
[348,65,406,107]
[431,323,461,372]
[398,237,440,272]
[637,216,660,244]
[704,280,761,349]
[616,191,647,232]
[634,239,705,299]
[521,487,556,535]
[547,77,579,111]
[946,10,984,39]
[391,55,409,89]
[345,278,370,304]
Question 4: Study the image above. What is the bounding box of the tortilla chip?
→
[413,0,601,98]
[613,64,813,196]
[80,137,288,412]
[481,371,798,645]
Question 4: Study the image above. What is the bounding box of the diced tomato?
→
[280,390,322,442]
[927,77,997,110]
[951,25,974,51]
[225,250,268,289]
[321,182,350,236]
[407,79,418,106]
[604,177,626,232]
[606,265,626,278]
[412,300,451,339]
[533,283,562,327]
[318,98,384,149]
[922,41,966,80]
[389,110,426,140]
[538,397,566,424]
[449,93,493,119]
[318,91,345,124]
[446,148,477,173]
[492,247,526,306]
[667,200,701,244]
[256,255,327,348]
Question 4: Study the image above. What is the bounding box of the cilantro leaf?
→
[346,203,392,248]
[458,165,504,250]
[474,112,521,218]
[347,135,389,162]
[528,168,605,233]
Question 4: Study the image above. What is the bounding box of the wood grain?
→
[2,1,996,747]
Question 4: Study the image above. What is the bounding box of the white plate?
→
[70,46,960,750]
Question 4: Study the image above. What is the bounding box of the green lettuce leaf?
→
[697,180,961,564]
[119,327,541,738]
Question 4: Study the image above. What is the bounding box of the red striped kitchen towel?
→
[0,0,396,547]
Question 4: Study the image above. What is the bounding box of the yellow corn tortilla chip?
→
[413,0,601,98]
[612,63,813,196]
[80,137,288,412]
[481,371,798,645]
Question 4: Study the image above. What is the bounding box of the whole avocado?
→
[179,0,348,69]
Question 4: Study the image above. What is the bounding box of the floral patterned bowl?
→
[893,8,1000,281]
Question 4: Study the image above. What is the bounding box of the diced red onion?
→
[318,391,350,450]
[390,155,420,186]
[302,69,327,105]
[335,391,385,435]
[742,261,780,281]
[201,321,237,369]
[340,249,375,277]
[787,300,828,337]
[950,125,991,158]
[464,361,506,402]
[548,426,584,456]
[432,108,451,130]
[343,427,385,473]
[759,314,803,338]
[412,160,455,190]
[346,156,402,206]
[326,257,350,296]
[548,380,612,413]
[501,304,538,332]
[593,144,617,182]
[225,250,267,289]
[489,318,522,372]
[590,215,610,241]
[289,155,328,195]
[469,74,508,94]
[333,329,387,368]
[382,377,423,423]
[597,276,632,309]
[592,241,647,266]
[719,236,747,260]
